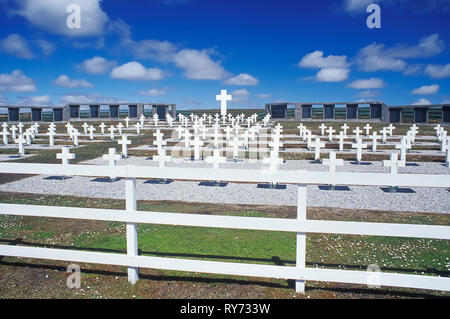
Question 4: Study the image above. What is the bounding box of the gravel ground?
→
[0,157,449,213]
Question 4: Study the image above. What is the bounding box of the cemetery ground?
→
[0,193,449,299]
[0,116,449,299]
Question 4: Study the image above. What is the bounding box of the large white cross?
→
[216,90,232,116]
[102,148,122,180]
[205,148,226,169]
[383,152,405,175]
[336,131,346,152]
[311,137,325,161]
[153,148,172,168]
[57,146,75,165]
[322,151,343,174]
[190,135,204,161]
[15,134,26,156]
[351,138,367,163]
[118,134,132,157]
[47,128,56,146]
[370,132,379,151]
[395,137,410,163]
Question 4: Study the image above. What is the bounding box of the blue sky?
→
[0,0,449,110]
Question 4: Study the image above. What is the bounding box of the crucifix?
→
[47,128,56,146]
[352,127,362,141]
[370,132,379,151]
[364,124,372,136]
[322,151,343,174]
[102,148,122,181]
[387,124,395,137]
[351,138,367,163]
[311,137,325,162]
[216,90,232,116]
[319,123,327,136]
[117,122,124,135]
[72,129,80,147]
[124,117,130,128]
[15,134,26,156]
[57,146,75,165]
[88,125,96,140]
[82,122,89,135]
[326,127,336,142]
[337,131,346,152]
[118,134,132,157]
[108,126,116,140]
[341,123,349,135]
[99,123,106,135]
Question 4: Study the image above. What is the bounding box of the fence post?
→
[125,177,138,284]
[296,184,307,293]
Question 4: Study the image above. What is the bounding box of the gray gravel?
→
[0,157,449,214]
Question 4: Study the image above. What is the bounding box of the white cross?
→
[15,134,26,156]
[441,136,449,153]
[336,131,346,152]
[205,148,226,169]
[153,130,166,153]
[352,127,362,141]
[86,125,95,140]
[56,146,75,165]
[262,149,283,173]
[370,132,379,151]
[216,89,232,116]
[10,125,17,141]
[102,148,122,180]
[2,127,8,145]
[213,124,221,148]
[47,128,56,146]
[364,124,372,136]
[82,122,89,135]
[153,148,172,168]
[208,114,212,125]
[118,134,132,157]
[224,126,233,141]
[108,126,116,140]
[311,137,325,161]
[388,124,395,137]
[380,127,388,143]
[139,115,145,127]
[65,122,72,135]
[183,129,192,148]
[25,129,32,145]
[176,125,184,140]
[319,123,327,136]
[228,135,243,160]
[135,123,141,135]
[99,123,106,135]
[395,138,410,163]
[383,152,405,175]
[297,124,305,138]
[200,125,208,140]
[124,117,130,128]
[341,123,349,135]
[326,126,336,142]
[322,151,343,174]
[117,122,124,135]
[17,122,24,134]
[351,138,367,163]
[190,135,204,161]
[72,129,80,146]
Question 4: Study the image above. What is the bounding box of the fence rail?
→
[0,162,449,293]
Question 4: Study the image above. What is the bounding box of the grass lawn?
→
[0,192,448,299]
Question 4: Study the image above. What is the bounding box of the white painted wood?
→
[125,177,138,284]
[216,89,232,116]
[1,244,448,292]
[296,184,307,293]
[0,163,449,188]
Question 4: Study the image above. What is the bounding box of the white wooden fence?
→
[0,162,449,293]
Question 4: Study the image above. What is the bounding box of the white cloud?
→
[78,56,117,74]
[225,73,259,86]
[356,43,406,72]
[356,34,445,72]
[0,94,8,105]
[412,98,432,105]
[36,39,54,56]
[110,62,165,81]
[424,63,450,78]
[138,87,168,96]
[0,34,34,59]
[53,75,93,88]
[356,90,379,98]
[412,84,439,95]
[316,68,350,82]
[16,95,52,106]
[348,77,385,89]
[0,70,36,92]
[298,50,350,69]
[230,89,250,103]
[174,49,229,80]
[257,93,271,99]
[343,0,377,12]
[128,39,178,62]
[13,0,109,37]
[60,94,97,104]
[403,64,423,76]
